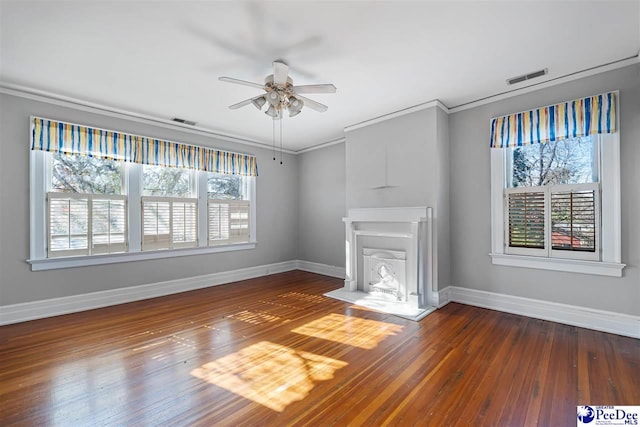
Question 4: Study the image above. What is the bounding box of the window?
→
[504,136,600,261]
[207,173,251,245]
[142,165,198,250]
[489,92,623,277]
[47,153,127,257]
[51,152,124,194]
[29,117,258,270]
[207,172,247,200]
[143,165,194,198]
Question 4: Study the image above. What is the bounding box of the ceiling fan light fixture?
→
[290,97,303,109]
[288,97,304,117]
[265,104,279,118]
[220,60,335,164]
[289,109,302,118]
[252,96,266,110]
[266,91,280,106]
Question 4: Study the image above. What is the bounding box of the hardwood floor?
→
[1,270,638,426]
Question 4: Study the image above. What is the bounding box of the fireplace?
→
[325,206,437,321]
[363,249,406,301]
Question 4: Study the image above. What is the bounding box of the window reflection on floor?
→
[227,310,286,325]
[277,291,328,304]
[291,313,403,350]
[191,341,347,412]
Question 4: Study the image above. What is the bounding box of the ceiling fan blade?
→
[228,97,256,110]
[273,61,289,85]
[292,84,337,94]
[218,76,264,90]
[297,95,328,113]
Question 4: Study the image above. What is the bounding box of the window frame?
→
[29,151,257,271]
[490,133,624,277]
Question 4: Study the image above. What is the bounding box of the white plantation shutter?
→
[208,202,229,242]
[208,200,250,245]
[229,201,250,243]
[47,193,127,257]
[48,194,89,257]
[506,189,546,254]
[142,200,170,250]
[505,183,599,260]
[142,197,197,250]
[91,197,127,254]
[172,202,198,247]
[550,184,599,260]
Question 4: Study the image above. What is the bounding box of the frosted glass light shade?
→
[265,105,279,117]
[252,96,266,110]
[266,91,280,106]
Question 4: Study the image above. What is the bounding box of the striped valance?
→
[31,117,258,176]
[490,92,617,148]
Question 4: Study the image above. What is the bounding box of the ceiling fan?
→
[219,60,336,118]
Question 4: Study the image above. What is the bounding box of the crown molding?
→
[4,54,637,156]
[337,55,637,139]
[343,99,450,133]
[448,55,639,113]
[295,137,346,154]
[0,82,298,155]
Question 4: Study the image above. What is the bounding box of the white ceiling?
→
[1,1,639,152]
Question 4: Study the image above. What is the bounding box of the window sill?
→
[27,242,257,271]
[489,253,625,277]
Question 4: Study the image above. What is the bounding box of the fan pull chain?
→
[272,118,276,161]
[280,116,283,165]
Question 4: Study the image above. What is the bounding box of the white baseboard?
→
[296,260,345,279]
[437,287,452,308]
[14,263,634,339]
[439,286,639,339]
[0,260,298,326]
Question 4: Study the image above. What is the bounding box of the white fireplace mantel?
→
[343,206,437,311]
[343,206,432,224]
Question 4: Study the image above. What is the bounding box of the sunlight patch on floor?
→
[291,313,404,350]
[277,291,328,304]
[190,341,347,412]
[258,299,302,310]
[228,309,287,325]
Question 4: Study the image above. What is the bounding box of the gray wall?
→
[297,142,346,268]
[345,108,438,209]
[0,94,299,305]
[449,64,640,316]
[436,107,451,290]
[345,106,451,289]
[2,64,637,318]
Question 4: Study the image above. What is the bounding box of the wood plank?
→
[1,271,638,426]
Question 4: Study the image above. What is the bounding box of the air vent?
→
[507,68,548,85]
[172,118,196,126]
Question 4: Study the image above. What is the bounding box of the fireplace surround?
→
[325,206,437,321]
